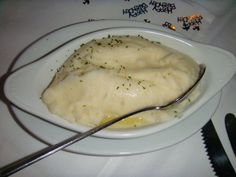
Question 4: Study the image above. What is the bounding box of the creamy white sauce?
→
[42,35,200,129]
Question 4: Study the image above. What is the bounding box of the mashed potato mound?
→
[42,35,200,129]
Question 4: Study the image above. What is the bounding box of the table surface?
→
[0,1,236,177]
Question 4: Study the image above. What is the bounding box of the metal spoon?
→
[0,64,206,177]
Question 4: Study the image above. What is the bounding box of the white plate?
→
[4,23,236,139]
[6,20,225,155]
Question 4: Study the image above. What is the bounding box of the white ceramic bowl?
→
[4,27,236,139]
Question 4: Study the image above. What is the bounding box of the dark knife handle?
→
[225,113,236,156]
[202,120,236,177]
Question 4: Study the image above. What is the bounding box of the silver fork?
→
[0,64,206,177]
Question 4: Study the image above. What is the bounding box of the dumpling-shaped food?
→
[42,35,200,129]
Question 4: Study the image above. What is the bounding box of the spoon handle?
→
[0,64,205,176]
[0,106,154,177]
[0,64,206,177]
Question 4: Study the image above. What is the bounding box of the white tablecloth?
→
[0,1,236,176]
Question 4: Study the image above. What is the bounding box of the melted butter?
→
[100,115,150,129]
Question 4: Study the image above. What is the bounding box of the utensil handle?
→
[0,63,205,176]
[0,106,154,177]
[225,113,236,156]
[0,133,84,177]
